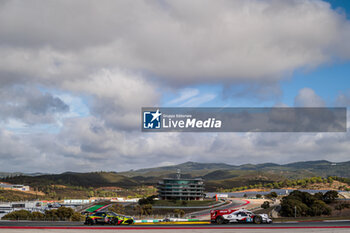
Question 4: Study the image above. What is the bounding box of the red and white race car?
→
[210,208,272,224]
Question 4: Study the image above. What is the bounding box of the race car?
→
[210,208,272,224]
[84,211,134,225]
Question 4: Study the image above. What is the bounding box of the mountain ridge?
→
[2,160,350,192]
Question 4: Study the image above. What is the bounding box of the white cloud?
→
[336,91,350,107]
[0,0,350,172]
[1,111,350,173]
[62,69,160,130]
[294,88,325,107]
[180,93,216,107]
[0,0,350,86]
[54,93,90,118]
[167,88,200,105]
[0,86,69,125]
[166,88,216,107]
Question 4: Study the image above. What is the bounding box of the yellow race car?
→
[84,211,134,225]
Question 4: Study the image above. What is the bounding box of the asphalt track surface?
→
[188,199,249,218]
[1,220,350,229]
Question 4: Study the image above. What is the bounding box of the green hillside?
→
[2,160,350,194]
[1,171,139,188]
[120,161,235,178]
[120,160,350,191]
[0,190,38,202]
[121,160,350,179]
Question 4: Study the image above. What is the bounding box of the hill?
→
[2,160,350,193]
[0,172,49,179]
[1,171,140,188]
[119,160,350,191]
[0,189,38,202]
[120,161,235,178]
[121,160,350,179]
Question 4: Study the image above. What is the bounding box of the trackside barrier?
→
[135,219,162,223]
[134,218,201,223]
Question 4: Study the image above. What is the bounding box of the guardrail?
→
[134,218,202,223]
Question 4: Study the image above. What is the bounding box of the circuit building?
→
[157,171,204,200]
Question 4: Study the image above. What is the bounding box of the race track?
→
[188,198,250,218]
[1,220,350,233]
[1,220,350,228]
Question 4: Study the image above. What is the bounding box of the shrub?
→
[2,210,32,220]
[44,209,59,221]
[56,207,74,221]
[280,191,332,217]
[71,212,84,221]
[109,203,125,214]
[261,201,270,209]
[335,202,350,211]
[135,204,153,216]
[280,199,309,217]
[173,209,185,217]
[323,191,338,204]
[141,204,153,215]
[265,191,277,199]
[138,195,156,205]
[3,207,81,221]
[308,200,331,216]
[31,211,45,220]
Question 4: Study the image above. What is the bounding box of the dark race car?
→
[84,211,134,225]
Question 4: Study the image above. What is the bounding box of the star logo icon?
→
[151,109,162,122]
[143,109,162,129]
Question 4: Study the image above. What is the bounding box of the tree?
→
[44,209,59,221]
[88,190,95,197]
[261,201,270,209]
[2,210,32,220]
[134,205,143,217]
[31,212,45,220]
[272,182,280,189]
[327,177,334,184]
[56,207,74,221]
[316,177,323,183]
[141,204,153,215]
[135,204,153,216]
[265,191,277,199]
[280,199,309,217]
[138,195,156,205]
[314,192,324,201]
[323,191,338,204]
[109,203,125,214]
[309,200,331,216]
[280,190,332,217]
[71,212,84,221]
[173,209,185,218]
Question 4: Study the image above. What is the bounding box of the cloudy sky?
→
[1,0,350,173]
